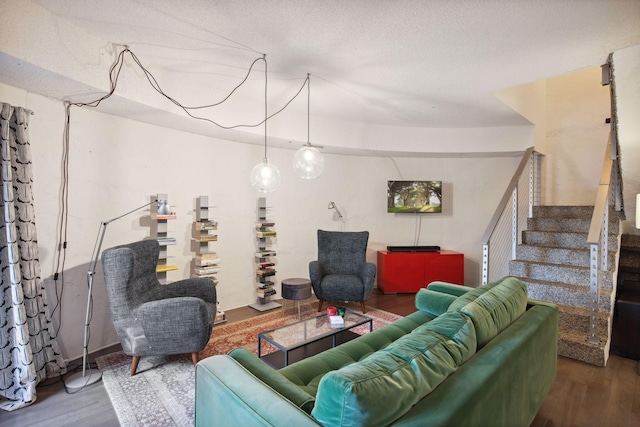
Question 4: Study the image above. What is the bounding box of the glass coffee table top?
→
[258,310,372,368]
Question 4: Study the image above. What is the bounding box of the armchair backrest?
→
[317,230,369,275]
[101,239,161,321]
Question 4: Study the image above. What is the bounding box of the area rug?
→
[96,306,403,427]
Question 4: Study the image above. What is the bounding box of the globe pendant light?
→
[250,157,280,192]
[293,74,324,179]
[251,55,280,192]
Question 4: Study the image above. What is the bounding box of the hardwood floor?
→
[3,290,639,426]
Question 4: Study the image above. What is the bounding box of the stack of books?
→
[256,267,276,277]
[195,220,218,231]
[193,253,220,278]
[256,287,277,298]
[255,250,276,258]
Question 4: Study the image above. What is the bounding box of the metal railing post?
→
[587,243,601,345]
[482,244,489,285]
[512,188,518,260]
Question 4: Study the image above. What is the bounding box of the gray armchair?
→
[309,230,376,313]
[101,239,217,375]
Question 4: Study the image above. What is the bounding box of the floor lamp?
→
[65,198,161,392]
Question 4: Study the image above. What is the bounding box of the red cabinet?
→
[377,250,464,293]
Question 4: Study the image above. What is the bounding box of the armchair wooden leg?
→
[191,352,199,365]
[130,356,140,376]
[360,302,366,314]
[318,300,324,312]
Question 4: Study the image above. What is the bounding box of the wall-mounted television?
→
[387,180,442,213]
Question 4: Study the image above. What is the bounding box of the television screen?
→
[387,181,442,213]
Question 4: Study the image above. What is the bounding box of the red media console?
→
[377,250,464,294]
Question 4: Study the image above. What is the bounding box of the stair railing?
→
[586,55,624,345]
[481,147,542,285]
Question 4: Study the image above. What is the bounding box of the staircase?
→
[509,205,623,366]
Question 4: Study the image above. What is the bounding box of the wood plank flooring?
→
[3,290,639,426]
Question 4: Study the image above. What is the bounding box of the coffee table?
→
[258,310,373,368]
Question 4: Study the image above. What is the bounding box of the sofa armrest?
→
[196,356,320,427]
[426,281,473,297]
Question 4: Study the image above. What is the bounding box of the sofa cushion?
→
[447,278,506,311]
[456,277,528,347]
[415,289,457,317]
[228,348,315,414]
[311,311,477,427]
[410,311,477,366]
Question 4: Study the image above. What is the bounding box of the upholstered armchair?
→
[101,239,217,375]
[309,230,376,313]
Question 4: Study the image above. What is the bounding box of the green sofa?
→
[195,277,558,426]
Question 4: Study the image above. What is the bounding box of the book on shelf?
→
[256,267,276,274]
[259,262,275,268]
[255,251,276,258]
[255,222,275,228]
[258,281,275,289]
[257,270,276,278]
[156,265,178,273]
[195,220,218,230]
[194,266,220,275]
[256,288,277,297]
[194,235,218,242]
[157,237,177,245]
[152,214,177,220]
[195,257,220,267]
[196,252,218,259]
[256,231,277,238]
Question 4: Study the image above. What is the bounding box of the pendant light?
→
[293,74,324,179]
[250,55,281,192]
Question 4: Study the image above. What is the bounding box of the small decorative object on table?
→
[329,315,345,328]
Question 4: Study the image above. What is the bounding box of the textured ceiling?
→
[20,0,640,131]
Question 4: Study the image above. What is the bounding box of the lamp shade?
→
[157,200,171,215]
[293,144,324,179]
[250,158,281,193]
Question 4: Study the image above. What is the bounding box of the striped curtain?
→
[0,103,66,411]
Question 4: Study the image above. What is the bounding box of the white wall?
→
[615,44,640,235]
[1,81,521,361]
[543,66,611,205]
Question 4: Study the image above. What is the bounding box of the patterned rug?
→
[96,306,403,427]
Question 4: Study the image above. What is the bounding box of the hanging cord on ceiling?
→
[53,46,310,347]
[122,47,309,129]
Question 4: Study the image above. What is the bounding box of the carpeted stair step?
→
[532,206,594,218]
[514,276,613,312]
[516,245,588,267]
[558,326,608,367]
[515,245,617,269]
[527,217,620,234]
[522,230,620,251]
[509,260,614,289]
[556,304,610,332]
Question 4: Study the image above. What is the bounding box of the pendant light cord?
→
[264,55,268,159]
[307,73,311,144]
